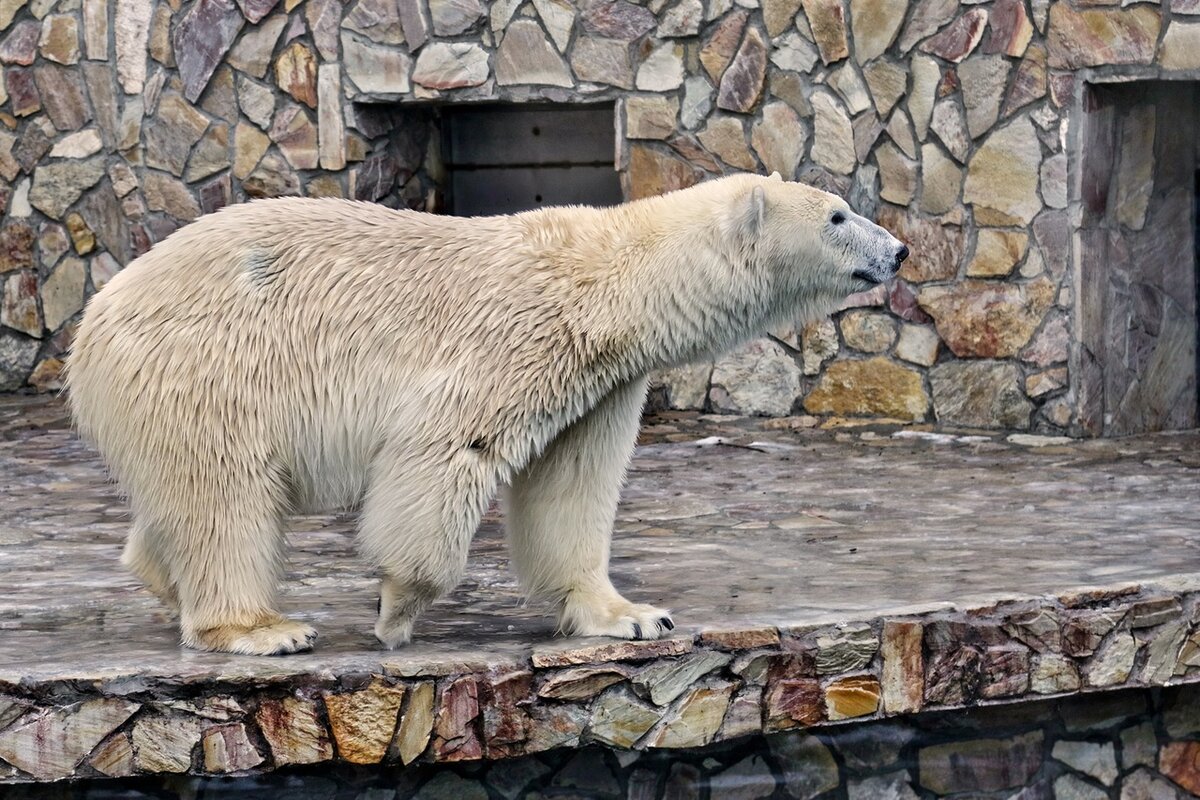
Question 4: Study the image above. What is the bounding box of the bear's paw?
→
[561,595,675,641]
[186,618,318,656]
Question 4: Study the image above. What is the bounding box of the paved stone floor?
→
[2,395,1199,685]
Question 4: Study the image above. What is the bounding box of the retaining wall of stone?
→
[0,0,1197,433]
[2,579,1199,783]
[32,686,1200,799]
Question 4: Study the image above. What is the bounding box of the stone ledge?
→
[2,398,1198,782]
[2,578,1199,782]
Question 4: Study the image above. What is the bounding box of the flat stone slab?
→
[1,396,1199,781]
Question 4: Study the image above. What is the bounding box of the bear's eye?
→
[831,212,846,225]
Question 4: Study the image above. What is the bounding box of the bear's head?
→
[721,173,908,319]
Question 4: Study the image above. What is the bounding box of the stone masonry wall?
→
[30,686,1200,798]
[0,0,1198,432]
[3,579,1200,783]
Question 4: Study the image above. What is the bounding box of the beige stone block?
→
[625,94,680,140]
[920,142,961,215]
[967,229,1029,277]
[825,675,881,721]
[811,89,855,175]
[963,117,1043,224]
[895,324,940,367]
[851,0,904,62]
[324,679,405,765]
[317,65,345,171]
[234,121,270,180]
[393,681,434,765]
[751,102,806,178]
[804,357,929,420]
[840,309,896,353]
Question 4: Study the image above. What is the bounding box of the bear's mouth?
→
[852,268,881,285]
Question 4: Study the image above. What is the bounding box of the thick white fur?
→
[65,174,903,655]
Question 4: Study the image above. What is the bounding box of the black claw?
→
[376,597,382,614]
[632,623,643,639]
[660,617,675,631]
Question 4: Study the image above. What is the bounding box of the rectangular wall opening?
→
[1075,82,1199,435]
[439,103,621,216]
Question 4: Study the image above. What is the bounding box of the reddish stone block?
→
[1160,741,1200,794]
[6,68,40,117]
[0,21,39,65]
[888,280,932,324]
[980,646,1031,699]
[764,678,824,731]
[925,646,983,706]
[1063,610,1125,657]
[235,0,279,23]
[984,0,1034,57]
[1002,45,1048,118]
[699,627,781,651]
[878,206,965,284]
[717,27,766,113]
[1049,73,1075,107]
[580,0,656,41]
[0,222,35,273]
[173,0,245,103]
[481,670,533,759]
[432,676,482,761]
[919,9,987,63]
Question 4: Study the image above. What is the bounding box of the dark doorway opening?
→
[440,104,621,216]
[1075,81,1198,435]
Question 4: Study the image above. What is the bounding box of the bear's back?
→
[67,197,613,493]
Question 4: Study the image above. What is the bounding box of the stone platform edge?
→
[3,574,1199,783]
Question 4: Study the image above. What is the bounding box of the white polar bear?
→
[65,173,907,656]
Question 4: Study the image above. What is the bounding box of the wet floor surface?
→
[1,395,1198,684]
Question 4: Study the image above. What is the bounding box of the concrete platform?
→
[1,396,1198,782]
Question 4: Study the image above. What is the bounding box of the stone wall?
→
[0,0,1197,433]
[3,579,1200,783]
[24,687,1200,798]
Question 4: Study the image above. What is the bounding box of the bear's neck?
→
[560,197,776,383]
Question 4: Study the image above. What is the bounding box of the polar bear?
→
[66,173,907,656]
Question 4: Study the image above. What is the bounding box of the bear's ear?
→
[724,185,767,241]
[742,185,768,237]
[768,171,782,182]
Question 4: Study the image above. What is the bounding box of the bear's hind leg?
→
[122,517,179,613]
[505,378,674,641]
[358,445,495,649]
[162,476,316,656]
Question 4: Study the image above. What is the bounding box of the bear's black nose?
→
[896,244,910,264]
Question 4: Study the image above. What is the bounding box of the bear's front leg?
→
[358,443,495,648]
[505,377,674,641]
